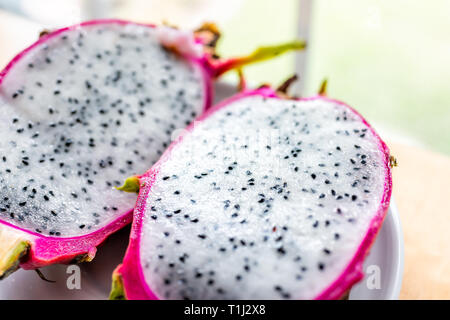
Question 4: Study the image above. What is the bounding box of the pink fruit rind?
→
[114,171,160,300]
[116,87,392,300]
[0,210,133,269]
[308,97,392,300]
[114,88,274,299]
[0,19,215,270]
[0,19,214,111]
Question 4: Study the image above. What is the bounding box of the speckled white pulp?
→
[0,23,205,237]
[140,96,386,299]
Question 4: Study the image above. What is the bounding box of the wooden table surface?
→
[0,10,449,300]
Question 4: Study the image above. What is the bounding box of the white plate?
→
[0,83,404,299]
[0,200,404,300]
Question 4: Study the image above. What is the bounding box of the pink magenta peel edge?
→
[20,209,133,269]
[118,88,392,300]
[0,19,214,270]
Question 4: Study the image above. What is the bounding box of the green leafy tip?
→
[241,40,306,63]
[214,40,306,77]
[115,176,140,194]
[109,271,126,300]
[0,240,30,280]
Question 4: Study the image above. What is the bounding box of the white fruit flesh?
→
[139,96,387,299]
[0,23,205,237]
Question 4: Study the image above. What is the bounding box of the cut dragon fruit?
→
[111,86,393,300]
[0,19,304,278]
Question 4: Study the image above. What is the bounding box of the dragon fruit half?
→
[111,86,393,300]
[0,19,304,278]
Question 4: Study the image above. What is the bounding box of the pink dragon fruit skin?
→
[0,19,207,276]
[0,19,304,278]
[111,86,392,300]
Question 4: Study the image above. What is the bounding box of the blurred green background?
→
[218,0,450,155]
[0,0,449,154]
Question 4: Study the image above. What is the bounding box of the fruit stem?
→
[236,68,247,91]
[276,74,299,95]
[35,269,56,283]
[109,269,126,300]
[194,22,221,55]
[318,78,328,96]
[0,225,30,279]
[389,155,398,168]
[212,40,306,78]
[115,176,140,194]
